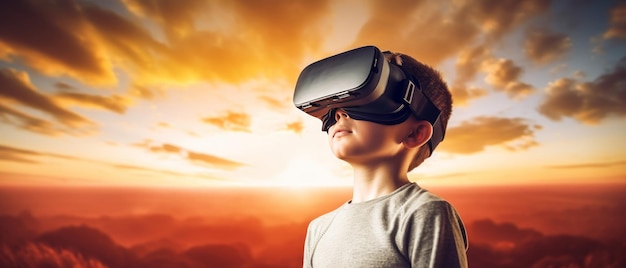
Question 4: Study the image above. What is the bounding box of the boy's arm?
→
[402,200,468,268]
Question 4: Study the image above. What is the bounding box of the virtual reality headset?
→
[293,45,445,154]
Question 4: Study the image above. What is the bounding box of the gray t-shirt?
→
[303,183,468,268]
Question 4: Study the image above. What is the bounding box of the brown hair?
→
[385,52,453,171]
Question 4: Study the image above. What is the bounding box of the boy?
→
[294,46,468,267]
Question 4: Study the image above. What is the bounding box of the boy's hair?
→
[386,52,452,171]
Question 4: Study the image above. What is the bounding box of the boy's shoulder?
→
[387,183,455,217]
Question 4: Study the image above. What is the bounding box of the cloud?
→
[129,84,165,100]
[450,86,489,107]
[187,151,245,170]
[140,142,245,170]
[0,144,41,164]
[351,0,550,105]
[450,46,491,106]
[482,58,535,99]
[112,163,226,181]
[353,1,479,66]
[54,82,75,91]
[0,103,59,136]
[121,0,208,40]
[54,92,132,114]
[258,95,289,111]
[438,116,541,154]
[504,82,535,99]
[524,27,572,64]
[0,144,79,164]
[0,0,116,85]
[201,111,251,132]
[0,0,331,88]
[0,144,216,181]
[116,0,332,84]
[353,0,551,66]
[285,121,304,134]
[0,68,93,128]
[603,2,626,39]
[538,57,626,124]
[460,0,551,40]
[545,160,626,169]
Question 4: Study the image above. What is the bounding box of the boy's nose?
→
[334,109,350,121]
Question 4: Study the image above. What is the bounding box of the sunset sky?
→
[0,0,624,188]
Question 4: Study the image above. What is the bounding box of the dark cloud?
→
[0,0,331,88]
[80,1,167,77]
[524,27,572,64]
[604,2,626,39]
[354,0,551,67]
[0,103,58,136]
[54,82,75,91]
[118,0,207,41]
[538,57,626,124]
[460,0,552,40]
[0,68,93,128]
[354,1,478,66]
[353,0,550,106]
[0,0,115,85]
[438,116,541,154]
[201,111,251,132]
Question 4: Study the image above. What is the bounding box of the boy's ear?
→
[403,121,433,149]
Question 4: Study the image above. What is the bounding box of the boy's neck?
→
[350,164,410,203]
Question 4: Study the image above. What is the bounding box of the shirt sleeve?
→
[303,221,315,268]
[400,200,468,268]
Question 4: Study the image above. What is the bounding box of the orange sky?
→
[0,0,625,188]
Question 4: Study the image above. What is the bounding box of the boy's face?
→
[328,109,416,163]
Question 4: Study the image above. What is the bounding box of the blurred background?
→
[1,0,625,267]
